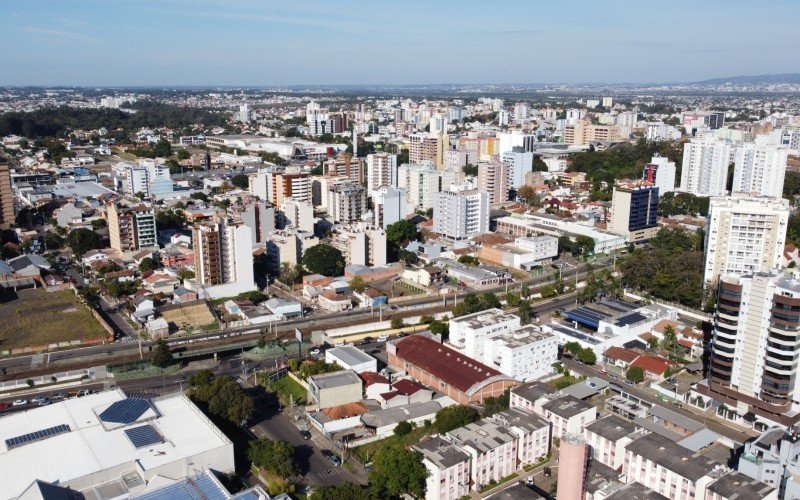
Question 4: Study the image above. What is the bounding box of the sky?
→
[2,0,799,87]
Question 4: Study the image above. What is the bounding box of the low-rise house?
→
[7,254,51,277]
[173,286,198,303]
[377,378,433,409]
[361,400,445,438]
[104,269,136,282]
[307,369,363,410]
[264,298,302,319]
[318,290,352,312]
[359,371,390,400]
[146,317,169,338]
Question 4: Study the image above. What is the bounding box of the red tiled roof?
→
[392,378,426,396]
[604,346,639,364]
[321,402,368,420]
[677,339,696,349]
[630,355,671,376]
[359,371,388,387]
[379,390,400,401]
[392,336,504,393]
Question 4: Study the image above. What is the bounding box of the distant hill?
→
[696,73,800,85]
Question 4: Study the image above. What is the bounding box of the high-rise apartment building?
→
[282,198,314,233]
[703,271,800,427]
[122,160,172,198]
[703,194,789,285]
[443,149,468,172]
[107,203,157,252]
[562,122,623,145]
[501,150,534,189]
[373,186,407,229]
[608,181,659,243]
[192,221,255,298]
[642,155,676,194]
[679,137,733,196]
[433,185,489,240]
[249,167,310,207]
[328,182,367,223]
[240,200,275,246]
[366,152,397,195]
[398,163,456,212]
[323,153,363,183]
[732,142,789,198]
[0,163,13,227]
[409,133,447,169]
[477,158,510,204]
[306,101,333,136]
[238,103,250,123]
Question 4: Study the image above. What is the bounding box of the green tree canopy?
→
[349,275,366,293]
[303,244,345,277]
[453,292,501,317]
[138,257,158,273]
[386,219,420,244]
[393,420,413,437]
[151,339,173,368]
[247,439,298,477]
[369,443,428,499]
[626,366,645,384]
[192,373,254,424]
[68,228,101,257]
[435,405,480,433]
[310,483,372,500]
[231,173,249,190]
[153,139,172,157]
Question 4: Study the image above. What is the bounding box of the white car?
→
[12,400,27,406]
[377,335,389,342]
[309,348,321,357]
[31,396,48,404]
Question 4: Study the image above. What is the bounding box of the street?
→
[561,358,757,444]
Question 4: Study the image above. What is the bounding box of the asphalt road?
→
[561,358,757,444]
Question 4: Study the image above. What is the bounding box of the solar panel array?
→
[5,424,70,450]
[99,398,152,424]
[615,312,647,327]
[124,424,163,448]
[565,307,608,329]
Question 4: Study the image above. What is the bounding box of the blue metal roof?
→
[132,472,229,500]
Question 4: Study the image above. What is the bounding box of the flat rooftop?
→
[447,418,517,454]
[450,307,518,329]
[0,389,232,499]
[707,471,775,500]
[511,381,555,404]
[326,345,375,367]
[309,369,362,389]
[585,414,637,442]
[541,395,594,419]
[412,435,470,469]
[488,325,554,348]
[625,432,720,482]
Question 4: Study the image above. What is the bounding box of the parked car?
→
[377,335,389,342]
[31,396,48,404]
[38,399,52,406]
[12,400,27,406]
[359,337,373,345]
[309,348,321,357]
[300,430,312,440]
[52,393,66,400]
[0,402,10,410]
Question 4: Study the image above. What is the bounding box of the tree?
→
[386,220,420,244]
[231,173,249,190]
[647,337,659,350]
[176,148,191,160]
[435,405,480,433]
[91,219,107,229]
[393,420,413,437]
[151,339,173,368]
[192,374,254,424]
[428,320,449,339]
[518,300,533,324]
[310,483,372,500]
[237,290,269,304]
[138,257,158,273]
[165,158,181,174]
[153,139,172,157]
[369,443,428,499]
[462,164,478,176]
[190,192,209,202]
[303,244,345,277]
[278,262,304,285]
[67,228,100,257]
[626,366,645,384]
[350,275,366,293]
[482,389,510,417]
[576,348,597,365]
[390,318,404,330]
[457,255,480,266]
[661,324,678,352]
[247,439,298,477]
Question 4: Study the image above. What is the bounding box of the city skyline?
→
[2,0,799,87]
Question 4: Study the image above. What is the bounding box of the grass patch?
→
[266,376,307,406]
[0,288,107,350]
[112,363,181,381]
[479,473,518,493]
[352,424,432,463]
[547,374,584,390]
